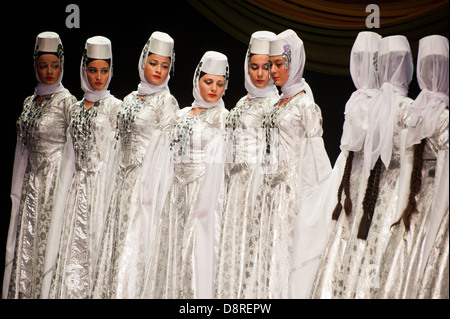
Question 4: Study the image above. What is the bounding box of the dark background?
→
[0,0,444,298]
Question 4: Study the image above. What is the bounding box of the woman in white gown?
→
[215,31,278,299]
[308,31,382,299]
[92,32,179,299]
[376,35,449,298]
[242,29,331,299]
[42,36,122,299]
[141,51,229,299]
[334,35,414,298]
[4,32,76,299]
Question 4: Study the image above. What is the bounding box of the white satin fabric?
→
[243,93,331,298]
[92,91,179,298]
[3,91,76,299]
[42,95,122,299]
[141,105,228,299]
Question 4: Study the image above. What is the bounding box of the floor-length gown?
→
[333,97,412,298]
[142,105,228,299]
[48,95,122,299]
[377,109,448,298]
[92,90,178,298]
[215,96,276,298]
[5,90,76,299]
[242,93,331,298]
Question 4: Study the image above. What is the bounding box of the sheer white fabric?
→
[406,35,449,147]
[363,35,414,178]
[340,31,381,154]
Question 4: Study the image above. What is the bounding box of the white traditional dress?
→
[376,35,449,299]
[42,36,122,299]
[333,35,415,299]
[92,32,179,299]
[309,31,381,299]
[215,31,278,299]
[141,51,229,299]
[3,32,76,299]
[242,29,331,299]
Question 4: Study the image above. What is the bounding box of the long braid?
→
[332,151,355,220]
[357,157,383,240]
[343,151,354,216]
[332,172,345,221]
[392,139,426,232]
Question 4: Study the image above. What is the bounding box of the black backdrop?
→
[0,1,427,297]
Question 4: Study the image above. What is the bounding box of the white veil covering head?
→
[34,31,66,96]
[244,31,279,99]
[363,35,413,174]
[192,51,229,109]
[406,35,449,147]
[340,31,382,153]
[269,29,314,101]
[137,31,175,96]
[81,36,113,102]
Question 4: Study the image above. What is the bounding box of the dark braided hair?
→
[332,151,355,220]
[392,138,426,232]
[357,157,384,240]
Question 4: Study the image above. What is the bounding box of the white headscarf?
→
[363,35,413,175]
[269,29,314,101]
[34,31,66,96]
[406,35,449,148]
[192,51,229,109]
[340,31,381,154]
[244,31,279,99]
[137,31,174,96]
[81,36,113,102]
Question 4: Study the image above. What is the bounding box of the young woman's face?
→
[86,59,110,91]
[248,54,270,88]
[36,54,61,85]
[269,55,289,86]
[144,54,171,85]
[198,73,225,103]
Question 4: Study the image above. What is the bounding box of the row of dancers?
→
[3,28,448,299]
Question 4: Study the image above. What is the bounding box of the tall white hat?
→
[85,36,112,60]
[148,31,174,58]
[199,51,229,76]
[269,37,287,56]
[249,31,275,55]
[35,31,62,54]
